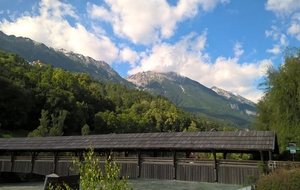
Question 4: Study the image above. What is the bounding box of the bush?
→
[256,168,300,190]
[48,147,131,190]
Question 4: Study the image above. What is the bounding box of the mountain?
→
[126,71,256,128]
[0,30,256,128]
[0,31,133,86]
[211,86,256,117]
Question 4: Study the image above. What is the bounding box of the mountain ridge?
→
[126,71,256,128]
[0,30,256,128]
[0,31,133,87]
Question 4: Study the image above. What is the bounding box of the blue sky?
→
[0,0,300,102]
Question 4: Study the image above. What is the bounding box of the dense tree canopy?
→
[0,51,221,137]
[254,48,300,152]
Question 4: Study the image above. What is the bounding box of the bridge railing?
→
[0,154,262,185]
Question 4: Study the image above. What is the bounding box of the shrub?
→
[48,147,131,190]
[256,168,300,190]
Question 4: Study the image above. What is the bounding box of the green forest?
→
[0,51,221,137]
[255,48,300,153]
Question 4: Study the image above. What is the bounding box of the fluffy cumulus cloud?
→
[129,32,270,102]
[0,0,118,63]
[119,47,140,68]
[288,23,300,40]
[265,0,300,16]
[88,0,228,44]
[266,0,300,44]
[0,0,273,102]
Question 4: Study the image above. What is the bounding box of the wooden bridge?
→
[0,131,279,185]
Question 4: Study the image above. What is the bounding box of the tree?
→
[49,147,130,190]
[49,109,68,136]
[254,48,300,152]
[28,109,50,137]
[81,124,90,136]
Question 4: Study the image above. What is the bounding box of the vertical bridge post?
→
[10,151,15,172]
[53,151,58,173]
[137,150,141,178]
[31,152,37,173]
[212,150,218,183]
[172,150,177,180]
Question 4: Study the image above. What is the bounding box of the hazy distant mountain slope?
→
[126,71,256,128]
[0,31,133,86]
[211,86,256,117]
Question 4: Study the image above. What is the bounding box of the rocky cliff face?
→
[127,71,256,128]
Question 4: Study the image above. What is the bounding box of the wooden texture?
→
[0,131,278,153]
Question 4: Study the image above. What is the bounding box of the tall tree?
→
[28,109,50,137]
[254,48,300,152]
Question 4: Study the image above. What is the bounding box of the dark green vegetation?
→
[0,30,255,129]
[0,31,132,86]
[127,71,256,128]
[256,168,300,190]
[0,51,219,137]
[254,48,300,152]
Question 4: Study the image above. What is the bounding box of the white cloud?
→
[266,0,300,43]
[288,23,300,40]
[265,0,300,16]
[119,47,140,68]
[128,32,269,102]
[0,0,118,63]
[87,3,112,22]
[39,0,78,19]
[266,44,281,55]
[88,0,227,45]
[234,42,244,58]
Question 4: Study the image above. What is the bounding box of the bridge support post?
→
[172,150,177,180]
[31,152,37,173]
[269,151,272,161]
[223,152,227,159]
[10,152,15,172]
[105,150,112,161]
[137,150,141,178]
[260,151,264,162]
[53,151,58,174]
[212,150,218,183]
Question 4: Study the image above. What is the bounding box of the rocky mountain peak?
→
[126,71,185,87]
[211,86,255,106]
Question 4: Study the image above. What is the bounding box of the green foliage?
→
[256,169,300,190]
[254,48,300,152]
[81,124,90,136]
[71,148,130,190]
[0,51,221,136]
[28,109,68,137]
[257,161,270,175]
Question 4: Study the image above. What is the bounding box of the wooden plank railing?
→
[0,155,263,185]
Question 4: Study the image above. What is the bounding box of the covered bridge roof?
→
[0,131,278,153]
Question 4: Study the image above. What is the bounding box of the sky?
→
[0,0,300,103]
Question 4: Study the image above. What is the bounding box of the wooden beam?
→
[137,150,141,178]
[172,150,177,180]
[212,150,218,183]
[31,152,37,173]
[53,151,58,173]
[260,151,264,162]
[105,150,111,161]
[10,151,15,172]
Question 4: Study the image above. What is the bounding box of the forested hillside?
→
[0,51,221,137]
